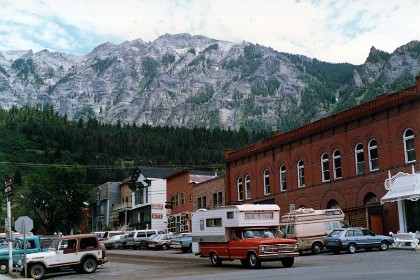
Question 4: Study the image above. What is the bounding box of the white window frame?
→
[237,177,243,201]
[368,139,379,171]
[297,160,305,188]
[404,128,416,163]
[321,153,330,182]
[280,165,287,191]
[355,143,365,175]
[245,175,251,199]
[263,169,270,195]
[333,150,342,179]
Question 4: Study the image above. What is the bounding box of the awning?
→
[381,172,420,203]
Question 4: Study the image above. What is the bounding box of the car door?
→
[343,229,355,247]
[353,229,366,248]
[362,229,379,247]
[57,239,79,264]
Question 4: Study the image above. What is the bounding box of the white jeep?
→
[18,234,107,280]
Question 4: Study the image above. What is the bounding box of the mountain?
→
[0,34,419,131]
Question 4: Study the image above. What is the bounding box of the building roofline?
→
[225,76,420,162]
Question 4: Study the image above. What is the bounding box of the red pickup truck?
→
[192,205,299,269]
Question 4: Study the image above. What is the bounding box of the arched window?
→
[245,175,251,199]
[321,153,330,182]
[297,160,305,188]
[280,165,287,191]
[364,192,378,205]
[333,150,342,179]
[327,199,339,209]
[355,143,365,175]
[404,129,416,163]
[368,139,379,171]
[263,169,270,195]
[237,177,243,201]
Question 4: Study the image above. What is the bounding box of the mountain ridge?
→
[0,34,419,132]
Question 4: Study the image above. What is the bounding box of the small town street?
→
[5,248,419,280]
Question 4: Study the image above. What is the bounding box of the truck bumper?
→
[258,252,299,260]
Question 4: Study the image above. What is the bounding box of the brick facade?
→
[193,176,225,210]
[225,76,420,235]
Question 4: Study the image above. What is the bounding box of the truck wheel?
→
[29,263,46,280]
[181,247,188,253]
[162,244,168,250]
[247,253,261,269]
[0,260,8,274]
[188,244,192,253]
[281,257,294,268]
[311,242,323,255]
[210,252,222,267]
[81,257,98,274]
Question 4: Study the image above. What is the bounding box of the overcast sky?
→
[0,0,419,64]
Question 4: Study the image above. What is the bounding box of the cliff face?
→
[1,34,419,131]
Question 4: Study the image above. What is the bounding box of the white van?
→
[279,208,349,254]
[126,229,166,249]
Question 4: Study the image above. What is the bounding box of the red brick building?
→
[225,76,420,235]
[166,170,217,233]
[193,176,225,210]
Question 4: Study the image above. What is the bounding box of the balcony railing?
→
[113,201,132,212]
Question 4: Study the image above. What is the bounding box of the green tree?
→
[20,166,90,234]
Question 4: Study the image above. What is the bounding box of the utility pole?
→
[4,178,13,274]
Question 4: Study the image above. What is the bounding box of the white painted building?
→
[129,167,175,231]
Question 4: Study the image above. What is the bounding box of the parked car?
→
[18,234,107,280]
[324,227,394,254]
[146,233,173,250]
[100,234,126,250]
[114,233,130,249]
[127,230,165,249]
[171,233,192,253]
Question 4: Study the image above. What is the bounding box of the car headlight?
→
[260,245,266,253]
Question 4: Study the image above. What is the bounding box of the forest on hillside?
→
[0,106,271,233]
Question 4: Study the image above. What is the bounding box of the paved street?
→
[3,248,418,280]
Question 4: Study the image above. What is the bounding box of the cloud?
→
[0,0,418,64]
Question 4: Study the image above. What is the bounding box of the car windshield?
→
[243,229,274,239]
[327,230,343,237]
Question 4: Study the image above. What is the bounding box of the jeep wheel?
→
[81,257,98,274]
[29,263,46,280]
[0,260,8,274]
[247,252,261,269]
[281,257,294,268]
[210,252,222,267]
[162,244,168,250]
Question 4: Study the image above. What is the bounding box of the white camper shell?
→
[192,204,280,252]
[279,208,349,254]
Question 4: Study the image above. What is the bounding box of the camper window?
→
[227,212,234,219]
[325,222,332,231]
[206,218,222,227]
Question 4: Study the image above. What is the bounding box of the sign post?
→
[15,216,33,278]
[4,178,13,274]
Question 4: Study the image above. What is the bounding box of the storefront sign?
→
[152,213,163,219]
[151,204,163,209]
